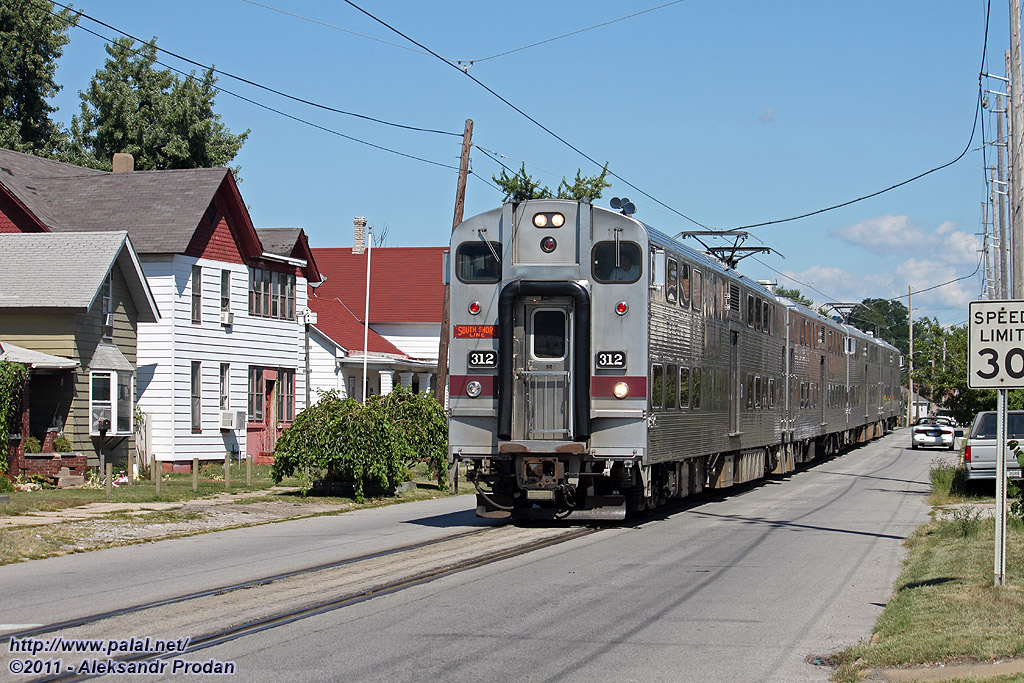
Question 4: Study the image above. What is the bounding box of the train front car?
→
[448,200,649,521]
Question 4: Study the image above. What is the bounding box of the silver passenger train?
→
[446,200,902,521]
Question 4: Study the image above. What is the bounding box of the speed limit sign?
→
[969,300,1024,389]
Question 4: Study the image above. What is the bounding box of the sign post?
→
[968,300,1024,587]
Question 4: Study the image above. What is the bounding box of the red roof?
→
[311,247,446,323]
[310,296,407,357]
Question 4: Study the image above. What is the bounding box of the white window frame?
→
[88,370,134,436]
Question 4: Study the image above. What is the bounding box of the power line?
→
[339,0,710,229]
[47,0,462,138]
[44,2,461,171]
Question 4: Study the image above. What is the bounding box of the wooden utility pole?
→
[1010,3,1024,297]
[437,119,473,494]
[435,119,473,407]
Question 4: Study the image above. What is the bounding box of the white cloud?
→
[829,215,924,254]
[759,106,775,123]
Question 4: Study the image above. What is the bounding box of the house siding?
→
[0,190,44,233]
[308,330,346,400]
[137,254,308,463]
[371,322,441,361]
[2,261,139,468]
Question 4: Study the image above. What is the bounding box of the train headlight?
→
[532,212,565,228]
[615,301,628,316]
[541,236,557,253]
[466,381,483,398]
[613,382,629,399]
[468,301,481,315]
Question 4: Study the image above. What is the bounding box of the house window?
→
[249,268,296,320]
[221,270,231,312]
[89,371,133,436]
[248,367,264,422]
[220,363,230,411]
[191,265,202,324]
[191,361,202,431]
[277,368,295,423]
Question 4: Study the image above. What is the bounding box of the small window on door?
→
[531,309,567,360]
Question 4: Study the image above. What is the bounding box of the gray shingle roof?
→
[256,228,303,258]
[0,231,158,322]
[0,148,228,254]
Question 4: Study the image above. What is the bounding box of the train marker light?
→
[541,236,557,253]
[613,382,629,399]
[468,301,481,315]
[615,301,629,316]
[466,381,483,398]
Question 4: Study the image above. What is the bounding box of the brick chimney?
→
[353,217,367,254]
[112,153,134,173]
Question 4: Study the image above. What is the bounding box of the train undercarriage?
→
[465,417,897,522]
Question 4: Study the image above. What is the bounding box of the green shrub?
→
[0,476,12,493]
[22,436,41,453]
[52,436,73,452]
[272,387,447,502]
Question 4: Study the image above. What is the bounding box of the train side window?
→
[762,299,770,333]
[754,298,762,331]
[666,258,678,304]
[650,363,664,410]
[665,364,678,409]
[754,376,762,409]
[679,367,690,408]
[746,294,755,327]
[768,377,776,408]
[455,242,502,283]
[680,263,691,306]
[692,368,702,409]
[745,374,754,410]
[592,241,642,283]
[692,269,702,313]
[531,309,567,360]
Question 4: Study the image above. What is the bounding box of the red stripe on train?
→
[591,376,647,398]
[449,375,496,397]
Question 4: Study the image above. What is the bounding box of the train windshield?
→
[592,241,642,283]
[456,241,502,283]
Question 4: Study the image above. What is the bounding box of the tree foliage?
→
[0,360,29,476]
[271,387,447,502]
[70,37,248,175]
[775,286,815,308]
[0,0,78,156]
[493,163,611,203]
[850,297,909,357]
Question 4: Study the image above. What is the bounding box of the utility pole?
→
[435,119,474,409]
[997,92,1009,297]
[907,286,914,426]
[437,120,473,494]
[983,198,994,298]
[1009,4,1024,297]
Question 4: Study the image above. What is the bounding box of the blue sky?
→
[46,1,1009,328]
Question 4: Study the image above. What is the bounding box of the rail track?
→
[4,524,599,682]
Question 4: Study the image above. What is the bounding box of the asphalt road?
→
[119,430,929,683]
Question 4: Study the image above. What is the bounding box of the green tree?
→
[493,163,611,203]
[776,286,815,307]
[850,297,910,357]
[70,37,248,175]
[0,360,28,476]
[0,0,78,156]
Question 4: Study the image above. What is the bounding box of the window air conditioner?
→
[220,410,237,430]
[220,310,234,326]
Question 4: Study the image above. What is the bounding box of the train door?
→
[819,355,826,427]
[729,330,740,434]
[512,298,573,440]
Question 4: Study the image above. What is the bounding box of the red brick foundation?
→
[15,452,87,480]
